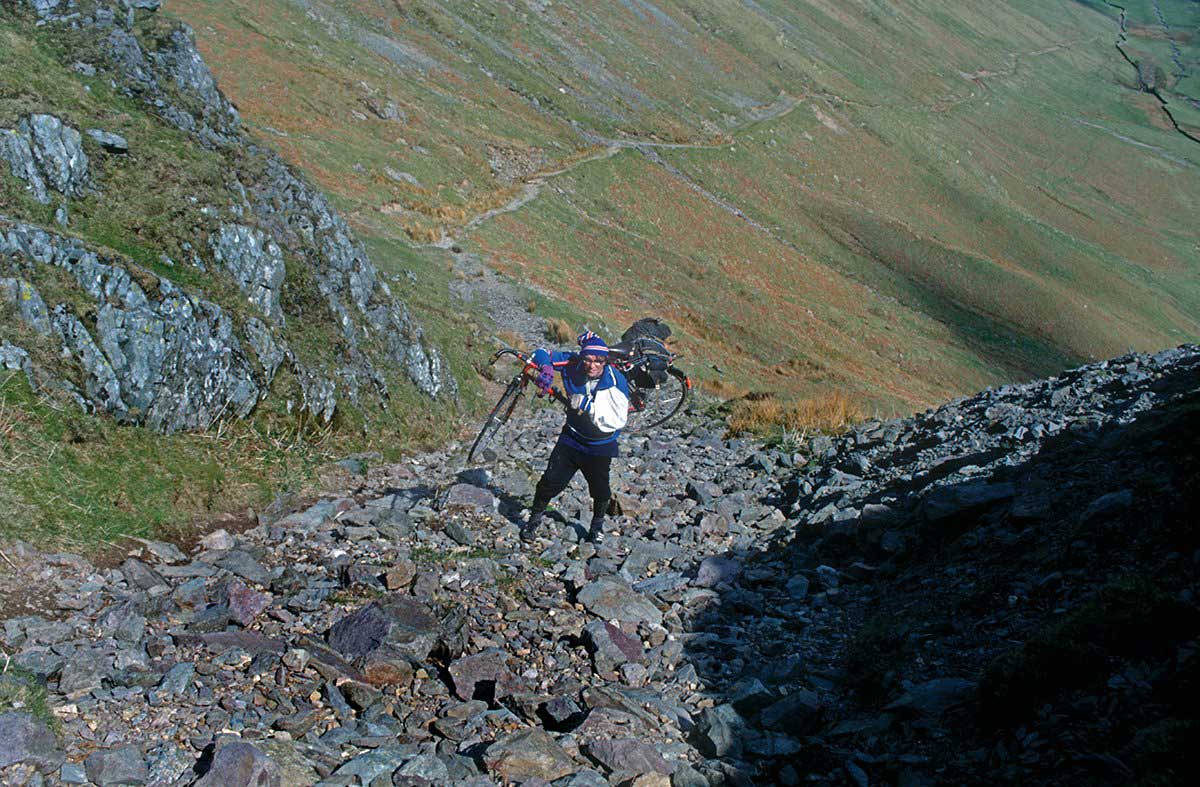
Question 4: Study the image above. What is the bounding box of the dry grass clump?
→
[545,318,573,344]
[699,378,750,400]
[495,330,527,352]
[728,390,862,436]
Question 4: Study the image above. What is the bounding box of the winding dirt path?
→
[422,94,804,250]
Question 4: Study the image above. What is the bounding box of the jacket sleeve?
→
[531,349,575,368]
[589,370,629,432]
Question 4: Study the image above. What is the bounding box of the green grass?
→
[0,667,58,731]
[163,0,1200,419]
[0,362,467,548]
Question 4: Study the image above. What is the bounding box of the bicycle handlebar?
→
[490,348,571,407]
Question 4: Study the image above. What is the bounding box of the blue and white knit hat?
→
[577,330,609,357]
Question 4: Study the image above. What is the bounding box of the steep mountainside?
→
[172,0,1200,411]
[1,0,454,432]
[1,344,1195,784]
[1,0,472,541]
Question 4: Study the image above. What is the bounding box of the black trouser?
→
[532,441,612,521]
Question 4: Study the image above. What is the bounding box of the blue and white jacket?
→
[532,348,630,456]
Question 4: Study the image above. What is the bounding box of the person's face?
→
[581,354,606,379]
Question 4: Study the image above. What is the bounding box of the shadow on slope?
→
[682,372,1200,784]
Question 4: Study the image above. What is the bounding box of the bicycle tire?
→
[624,366,689,433]
[468,376,525,462]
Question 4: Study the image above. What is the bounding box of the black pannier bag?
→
[621,318,672,388]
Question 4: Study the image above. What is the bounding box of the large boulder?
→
[327,594,461,685]
[194,741,280,787]
[484,728,577,782]
[0,711,64,773]
[576,577,663,626]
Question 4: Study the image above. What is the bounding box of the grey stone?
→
[0,278,53,334]
[84,745,149,786]
[671,764,708,787]
[212,549,272,585]
[785,575,810,600]
[760,689,823,735]
[484,728,576,782]
[85,129,129,153]
[120,559,166,591]
[541,696,583,727]
[255,740,322,785]
[583,620,644,673]
[585,738,673,775]
[98,599,146,642]
[395,754,451,782]
[444,483,497,512]
[884,678,975,718]
[694,556,740,588]
[173,631,285,656]
[200,529,236,551]
[0,115,89,204]
[329,747,408,782]
[210,223,286,325]
[223,580,271,626]
[1082,489,1134,521]
[0,712,64,773]
[686,480,722,505]
[726,677,774,715]
[694,704,744,758]
[58,648,110,696]
[60,762,88,784]
[328,595,446,665]
[577,577,663,626]
[27,0,64,21]
[919,482,1015,528]
[158,662,195,695]
[0,221,261,432]
[187,604,231,633]
[194,741,280,787]
[445,520,475,546]
[448,649,518,701]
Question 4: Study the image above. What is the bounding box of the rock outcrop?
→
[1,345,1196,784]
[0,0,453,434]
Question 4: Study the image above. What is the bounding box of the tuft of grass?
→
[495,330,527,352]
[727,390,863,437]
[699,378,750,400]
[0,666,58,732]
[0,366,462,550]
[545,318,573,345]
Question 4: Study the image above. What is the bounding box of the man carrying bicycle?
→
[521,330,629,544]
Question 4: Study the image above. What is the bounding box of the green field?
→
[170,0,1199,406]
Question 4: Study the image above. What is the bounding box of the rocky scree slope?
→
[1,0,452,433]
[0,344,1197,785]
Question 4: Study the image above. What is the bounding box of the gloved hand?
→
[536,364,555,394]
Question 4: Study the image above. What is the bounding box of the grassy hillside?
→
[3,0,1199,548]
[172,0,1200,414]
[0,4,487,547]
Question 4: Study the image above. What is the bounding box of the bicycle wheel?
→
[624,367,689,433]
[468,376,525,462]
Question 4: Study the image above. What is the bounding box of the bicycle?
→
[467,344,691,463]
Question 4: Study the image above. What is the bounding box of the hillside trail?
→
[425,94,804,252]
[3,345,1196,785]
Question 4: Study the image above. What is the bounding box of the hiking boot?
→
[586,518,605,544]
[520,511,544,543]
